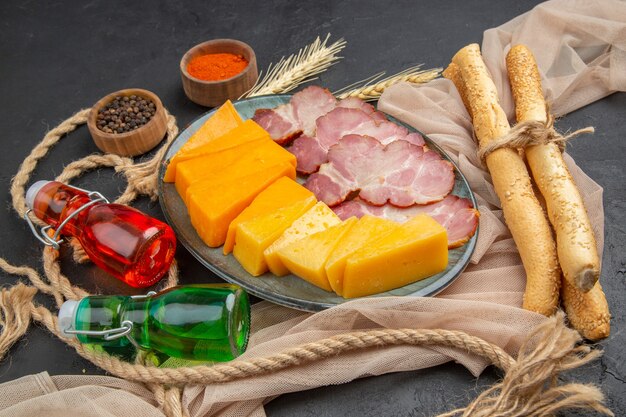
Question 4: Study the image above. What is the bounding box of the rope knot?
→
[478,114,594,164]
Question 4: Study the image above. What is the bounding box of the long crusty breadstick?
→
[442,63,472,118]
[562,279,610,340]
[447,44,560,316]
[506,44,600,292]
[506,44,609,339]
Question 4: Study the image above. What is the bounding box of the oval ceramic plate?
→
[158,95,477,312]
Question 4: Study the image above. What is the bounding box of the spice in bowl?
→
[187,53,249,82]
[96,95,157,134]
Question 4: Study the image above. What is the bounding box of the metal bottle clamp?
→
[24,184,109,251]
[62,292,156,349]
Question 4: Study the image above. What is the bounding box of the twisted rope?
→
[0,278,611,417]
[11,109,90,226]
[27,299,513,385]
[121,113,179,201]
[0,107,613,417]
[0,271,516,386]
[478,114,594,164]
[10,107,178,222]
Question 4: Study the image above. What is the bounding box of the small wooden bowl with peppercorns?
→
[87,88,168,157]
[180,39,258,107]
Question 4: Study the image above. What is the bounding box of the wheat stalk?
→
[243,34,346,98]
[335,65,441,101]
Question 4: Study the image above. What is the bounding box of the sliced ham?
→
[287,135,328,175]
[253,88,428,174]
[305,135,454,207]
[291,86,336,135]
[333,195,479,248]
[336,97,387,121]
[317,107,424,148]
[252,86,336,144]
[291,107,426,174]
[337,101,426,146]
[252,108,301,146]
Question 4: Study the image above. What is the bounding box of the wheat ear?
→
[243,34,346,98]
[335,65,441,101]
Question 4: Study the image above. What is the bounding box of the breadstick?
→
[448,44,560,316]
[562,279,610,341]
[506,44,609,339]
[442,63,472,118]
[506,44,600,292]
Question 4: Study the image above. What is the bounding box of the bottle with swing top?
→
[25,180,176,288]
[57,284,250,361]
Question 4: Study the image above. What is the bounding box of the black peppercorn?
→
[96,94,157,134]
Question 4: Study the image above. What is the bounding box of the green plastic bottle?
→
[58,284,250,362]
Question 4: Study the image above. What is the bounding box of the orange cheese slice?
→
[342,214,448,298]
[325,215,400,296]
[164,119,269,183]
[181,119,269,160]
[264,202,341,276]
[233,196,317,276]
[277,217,357,292]
[187,163,296,248]
[176,139,266,200]
[223,177,315,255]
[164,100,243,182]
[175,139,296,201]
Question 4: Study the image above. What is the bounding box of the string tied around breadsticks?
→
[477,112,594,165]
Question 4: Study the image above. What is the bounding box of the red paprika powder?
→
[187,53,249,81]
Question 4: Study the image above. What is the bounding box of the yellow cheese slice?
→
[342,214,448,298]
[164,100,243,182]
[325,215,400,296]
[164,119,269,183]
[187,163,296,248]
[233,196,317,276]
[223,177,315,255]
[264,202,341,276]
[175,139,296,201]
[277,217,357,292]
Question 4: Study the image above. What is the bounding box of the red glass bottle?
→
[26,180,176,288]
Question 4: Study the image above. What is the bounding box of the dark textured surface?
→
[0,1,624,416]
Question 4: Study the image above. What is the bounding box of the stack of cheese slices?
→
[164,101,449,298]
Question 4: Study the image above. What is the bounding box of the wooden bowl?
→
[180,39,258,107]
[87,88,168,157]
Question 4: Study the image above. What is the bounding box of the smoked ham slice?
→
[288,135,327,174]
[336,97,387,121]
[252,86,336,145]
[290,107,426,174]
[252,87,386,145]
[305,135,454,207]
[290,86,337,135]
[253,88,425,173]
[316,107,423,148]
[252,108,301,146]
[333,195,479,249]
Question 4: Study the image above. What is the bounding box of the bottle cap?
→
[57,299,79,339]
[25,180,51,210]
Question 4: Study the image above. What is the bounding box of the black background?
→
[0,1,624,416]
